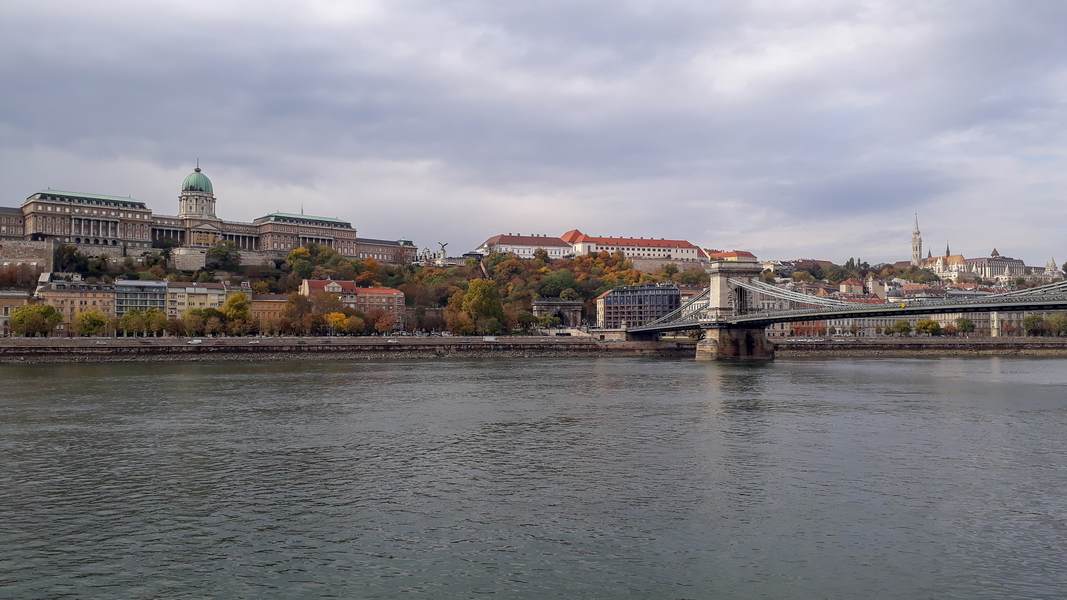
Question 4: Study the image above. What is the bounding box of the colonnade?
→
[71,217,117,239]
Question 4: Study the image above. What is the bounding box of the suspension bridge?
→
[624,261,1067,360]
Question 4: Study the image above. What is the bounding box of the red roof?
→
[705,249,757,259]
[482,234,570,248]
[561,228,697,249]
[840,278,864,286]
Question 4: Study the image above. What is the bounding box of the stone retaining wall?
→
[0,336,695,363]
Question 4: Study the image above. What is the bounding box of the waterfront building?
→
[562,229,703,262]
[35,276,116,334]
[0,289,30,336]
[299,279,405,328]
[114,280,167,316]
[251,294,289,331]
[595,283,681,329]
[475,234,572,259]
[165,282,227,318]
[0,165,417,265]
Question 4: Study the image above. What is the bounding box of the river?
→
[1,357,1065,599]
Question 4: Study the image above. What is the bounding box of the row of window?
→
[34,203,150,219]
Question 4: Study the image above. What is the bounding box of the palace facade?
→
[0,166,417,265]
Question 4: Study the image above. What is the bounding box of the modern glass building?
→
[114,280,167,316]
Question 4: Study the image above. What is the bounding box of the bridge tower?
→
[698,260,775,361]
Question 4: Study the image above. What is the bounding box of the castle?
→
[0,165,416,268]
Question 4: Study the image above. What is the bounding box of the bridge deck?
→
[628,296,1067,333]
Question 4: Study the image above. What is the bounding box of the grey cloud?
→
[1,1,1066,261]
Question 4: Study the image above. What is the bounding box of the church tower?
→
[911,213,923,266]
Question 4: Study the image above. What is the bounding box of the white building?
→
[561,229,704,261]
[475,233,572,259]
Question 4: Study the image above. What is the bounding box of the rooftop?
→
[26,190,147,208]
[482,234,571,248]
[256,212,352,226]
[561,229,697,249]
[359,237,416,247]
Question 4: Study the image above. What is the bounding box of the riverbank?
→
[0,336,696,363]
[776,337,1067,358]
[4,336,1067,364]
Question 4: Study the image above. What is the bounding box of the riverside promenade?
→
[0,336,696,363]
[775,337,1067,358]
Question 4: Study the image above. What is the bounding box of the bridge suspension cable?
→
[638,288,710,328]
[728,279,859,307]
[987,279,1067,298]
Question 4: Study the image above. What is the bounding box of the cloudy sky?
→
[1,0,1065,264]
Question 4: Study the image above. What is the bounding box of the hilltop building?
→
[561,229,703,262]
[0,165,417,268]
[475,234,571,259]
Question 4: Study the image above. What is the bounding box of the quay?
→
[0,336,695,363]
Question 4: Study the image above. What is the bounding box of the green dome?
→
[181,167,213,194]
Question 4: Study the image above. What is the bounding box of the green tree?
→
[144,309,168,336]
[11,304,63,337]
[119,310,146,336]
[915,318,942,336]
[461,279,506,329]
[206,241,241,271]
[559,287,580,301]
[955,318,976,336]
[1023,314,1047,336]
[74,310,108,337]
[1046,313,1067,337]
[537,270,577,298]
[891,320,912,336]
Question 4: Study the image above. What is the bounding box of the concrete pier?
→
[695,326,775,361]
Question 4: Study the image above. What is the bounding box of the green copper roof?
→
[259,212,351,225]
[26,190,147,208]
[181,167,213,194]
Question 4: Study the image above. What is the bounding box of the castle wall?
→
[0,240,55,271]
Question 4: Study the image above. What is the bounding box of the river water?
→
[1,357,1065,599]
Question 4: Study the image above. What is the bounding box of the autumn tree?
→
[915,319,942,336]
[222,292,252,323]
[11,304,63,337]
[74,310,109,337]
[325,312,348,335]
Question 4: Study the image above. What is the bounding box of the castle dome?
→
[181,166,213,194]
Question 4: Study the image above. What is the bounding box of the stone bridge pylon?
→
[696,261,775,361]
